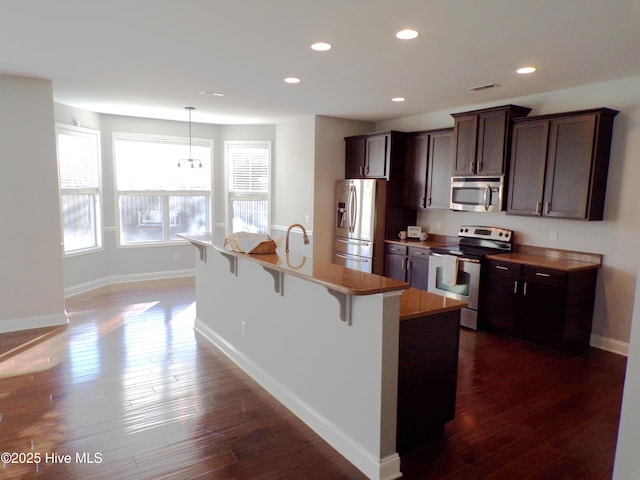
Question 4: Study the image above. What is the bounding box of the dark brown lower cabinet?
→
[384,243,430,290]
[479,259,597,354]
[396,309,460,453]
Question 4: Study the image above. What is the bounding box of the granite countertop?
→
[399,288,467,321]
[180,233,410,296]
[487,244,602,272]
[486,252,601,272]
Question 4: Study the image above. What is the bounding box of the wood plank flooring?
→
[0,278,626,479]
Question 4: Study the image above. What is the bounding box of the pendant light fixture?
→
[178,106,202,168]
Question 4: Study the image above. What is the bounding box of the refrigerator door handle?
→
[348,184,357,233]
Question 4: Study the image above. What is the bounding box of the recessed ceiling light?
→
[284,77,301,84]
[396,28,419,40]
[392,97,406,102]
[311,42,331,51]
[517,66,537,74]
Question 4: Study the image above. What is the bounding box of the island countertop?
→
[399,288,467,321]
[180,233,410,296]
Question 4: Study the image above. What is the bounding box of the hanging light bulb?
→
[178,106,202,168]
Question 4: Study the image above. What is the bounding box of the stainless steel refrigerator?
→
[333,179,387,274]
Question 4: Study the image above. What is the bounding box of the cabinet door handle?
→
[535,272,551,277]
[469,161,475,173]
[514,280,518,294]
[427,197,432,207]
[545,202,551,215]
[536,201,542,215]
[496,265,508,270]
[364,165,369,175]
[407,259,412,270]
[421,197,426,208]
[523,281,528,296]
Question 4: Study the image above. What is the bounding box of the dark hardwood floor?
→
[0,278,626,479]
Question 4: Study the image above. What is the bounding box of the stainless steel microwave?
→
[450,176,504,212]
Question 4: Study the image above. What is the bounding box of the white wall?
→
[0,74,67,332]
[614,254,640,478]
[313,116,374,262]
[377,76,640,350]
[274,116,316,229]
[274,115,375,262]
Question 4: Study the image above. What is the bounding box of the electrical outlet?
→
[173,253,180,261]
[550,231,558,243]
[305,213,310,224]
[241,321,246,336]
[436,221,442,231]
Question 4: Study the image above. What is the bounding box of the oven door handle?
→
[429,252,480,263]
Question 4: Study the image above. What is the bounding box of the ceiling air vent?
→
[468,83,500,92]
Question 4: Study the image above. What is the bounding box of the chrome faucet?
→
[285,223,310,252]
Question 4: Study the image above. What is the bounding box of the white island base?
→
[185,234,465,480]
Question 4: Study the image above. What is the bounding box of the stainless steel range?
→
[428,226,513,329]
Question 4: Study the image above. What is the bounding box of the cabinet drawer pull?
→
[389,247,400,252]
[413,251,426,256]
[535,272,551,277]
[495,265,508,270]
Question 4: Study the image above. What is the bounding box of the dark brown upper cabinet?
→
[507,108,618,220]
[344,131,406,180]
[405,128,453,209]
[451,105,532,176]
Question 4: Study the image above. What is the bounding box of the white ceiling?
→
[2,0,640,125]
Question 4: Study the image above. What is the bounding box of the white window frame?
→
[113,132,213,247]
[224,141,272,234]
[56,123,103,256]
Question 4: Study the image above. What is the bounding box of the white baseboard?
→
[0,312,68,334]
[194,318,402,480]
[591,334,629,356]
[64,269,195,298]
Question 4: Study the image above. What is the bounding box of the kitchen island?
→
[182,234,465,480]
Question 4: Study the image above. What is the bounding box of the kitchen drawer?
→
[523,266,567,285]
[484,259,522,278]
[386,244,408,255]
[408,246,430,257]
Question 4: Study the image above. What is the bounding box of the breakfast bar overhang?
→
[182,234,466,480]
